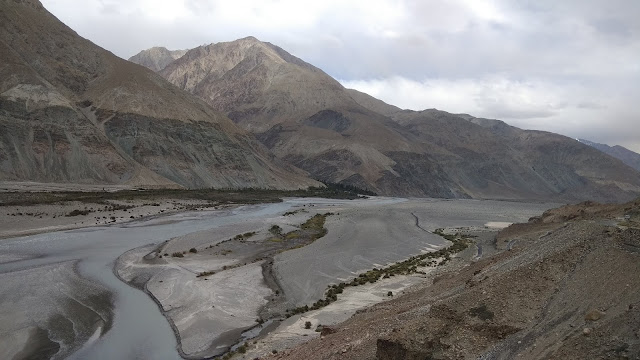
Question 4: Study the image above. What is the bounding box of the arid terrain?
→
[248,199,640,360]
[2,1,640,360]
[113,197,552,358]
[0,192,553,360]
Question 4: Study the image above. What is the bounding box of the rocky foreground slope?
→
[264,199,640,359]
[136,37,640,202]
[0,0,317,189]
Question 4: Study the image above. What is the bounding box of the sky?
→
[41,0,640,152]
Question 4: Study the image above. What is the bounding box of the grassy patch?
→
[0,185,365,207]
[284,232,300,240]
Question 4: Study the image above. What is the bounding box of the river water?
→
[0,200,296,359]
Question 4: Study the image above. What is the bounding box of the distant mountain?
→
[578,139,640,172]
[146,36,640,202]
[0,0,317,190]
[129,47,188,72]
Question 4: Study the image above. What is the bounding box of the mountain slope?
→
[578,139,640,172]
[150,37,640,201]
[346,88,402,117]
[128,47,187,72]
[386,110,640,202]
[0,0,317,189]
[159,36,417,191]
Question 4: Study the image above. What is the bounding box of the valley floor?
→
[0,188,558,360]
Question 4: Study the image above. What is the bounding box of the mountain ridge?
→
[578,138,640,172]
[135,37,640,202]
[128,47,187,72]
[0,0,318,190]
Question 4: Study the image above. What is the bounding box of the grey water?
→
[0,200,300,359]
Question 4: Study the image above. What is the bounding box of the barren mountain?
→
[578,139,640,172]
[386,110,640,202]
[153,37,640,201]
[267,198,640,360]
[128,47,187,72]
[0,0,317,189]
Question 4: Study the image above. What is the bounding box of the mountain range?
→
[0,0,317,190]
[130,36,640,202]
[0,0,638,202]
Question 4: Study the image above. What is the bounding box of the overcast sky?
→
[41,0,640,152]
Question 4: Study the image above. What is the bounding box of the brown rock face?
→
[0,0,317,189]
[152,36,640,201]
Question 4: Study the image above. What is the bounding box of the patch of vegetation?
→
[304,321,312,329]
[285,230,473,317]
[269,225,283,236]
[233,231,257,241]
[269,212,333,245]
[66,209,91,217]
[196,270,215,277]
[317,181,378,196]
[171,252,184,258]
[284,232,301,240]
[0,186,365,208]
[189,248,197,253]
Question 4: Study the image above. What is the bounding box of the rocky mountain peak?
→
[128,46,187,72]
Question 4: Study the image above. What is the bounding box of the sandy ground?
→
[273,198,551,306]
[0,198,215,239]
[241,264,439,359]
[0,261,113,360]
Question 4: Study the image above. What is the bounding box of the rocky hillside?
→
[266,198,640,359]
[150,36,640,202]
[0,0,318,189]
[579,139,640,172]
[128,47,187,72]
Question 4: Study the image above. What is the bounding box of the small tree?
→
[304,321,312,329]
